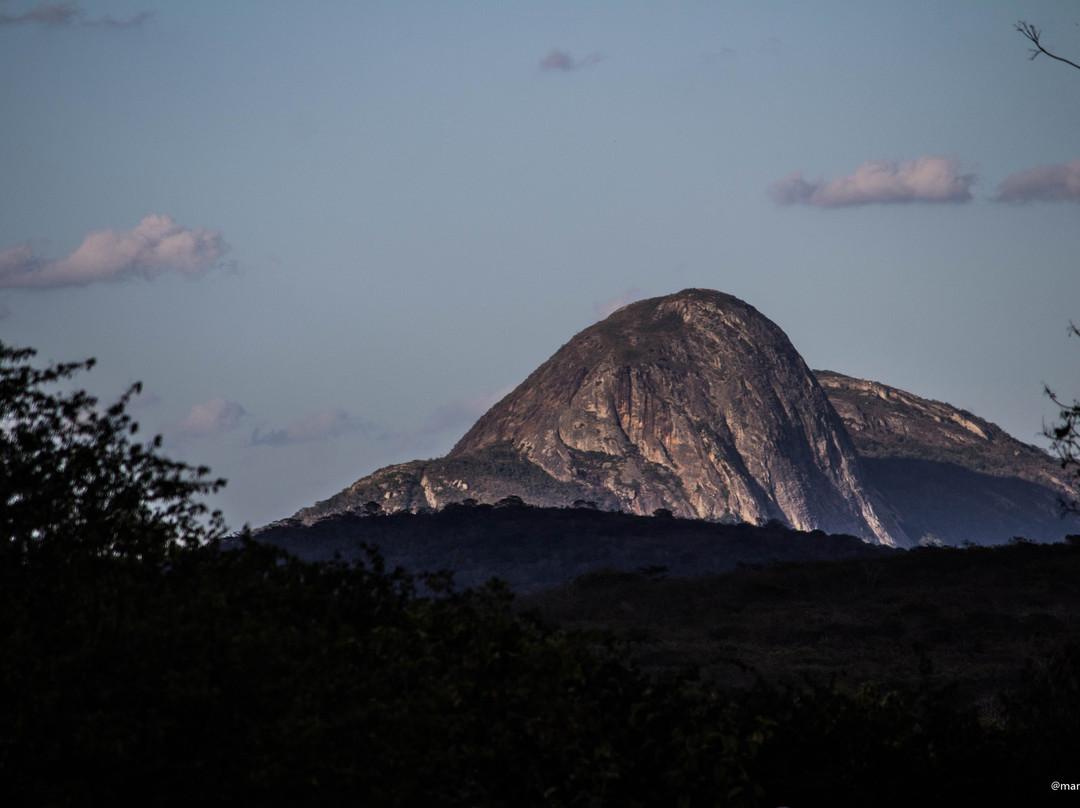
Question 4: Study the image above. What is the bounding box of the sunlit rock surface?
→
[298,289,910,546]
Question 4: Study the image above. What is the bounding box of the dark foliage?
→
[0,343,226,563]
[253,506,893,592]
[3,340,1079,805]
[2,534,774,806]
[527,540,1080,703]
[1045,327,1080,515]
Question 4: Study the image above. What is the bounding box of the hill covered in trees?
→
[251,503,894,593]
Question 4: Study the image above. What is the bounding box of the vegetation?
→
[4,339,1080,805]
[1045,324,1080,515]
[0,343,226,563]
[1016,20,1080,72]
[255,505,892,592]
[524,539,1080,707]
[0,343,763,805]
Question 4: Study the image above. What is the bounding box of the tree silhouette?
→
[1016,20,1080,72]
[0,341,226,564]
[2,339,1076,804]
[1045,325,1080,515]
[1012,22,1080,513]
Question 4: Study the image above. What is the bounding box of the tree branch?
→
[1016,21,1080,71]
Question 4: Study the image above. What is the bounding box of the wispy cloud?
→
[178,397,247,438]
[539,48,604,71]
[996,159,1080,204]
[0,215,231,289]
[594,287,641,321]
[250,408,365,447]
[0,1,152,28]
[769,155,976,208]
[419,385,516,437]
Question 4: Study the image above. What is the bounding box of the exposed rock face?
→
[816,370,1075,544]
[298,289,910,546]
[295,446,622,523]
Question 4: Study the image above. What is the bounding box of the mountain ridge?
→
[292,289,1075,546]
[816,369,1074,544]
[443,289,905,544]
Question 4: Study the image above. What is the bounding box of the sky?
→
[2,0,1079,530]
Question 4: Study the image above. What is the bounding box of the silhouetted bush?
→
[3,340,1076,805]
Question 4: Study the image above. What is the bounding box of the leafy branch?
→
[0,342,227,563]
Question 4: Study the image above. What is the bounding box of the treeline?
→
[527,537,1080,704]
[10,534,1080,805]
[8,524,1080,804]
[253,503,893,593]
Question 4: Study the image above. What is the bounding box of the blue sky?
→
[2,0,1079,529]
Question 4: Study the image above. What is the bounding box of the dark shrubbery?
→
[3,341,1077,805]
[2,532,776,806]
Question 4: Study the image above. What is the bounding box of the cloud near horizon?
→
[770,155,976,208]
[995,159,1080,204]
[177,396,248,438]
[0,215,231,289]
[250,408,365,447]
[0,1,152,28]
[539,48,604,71]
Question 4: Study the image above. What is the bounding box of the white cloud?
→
[594,287,642,321]
[769,155,976,208]
[0,215,231,289]
[996,159,1080,204]
[250,407,364,447]
[178,397,247,437]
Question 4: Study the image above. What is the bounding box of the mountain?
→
[293,289,1077,546]
[815,370,1075,544]
[297,289,910,546]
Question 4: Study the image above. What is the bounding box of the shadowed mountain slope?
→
[816,370,1075,544]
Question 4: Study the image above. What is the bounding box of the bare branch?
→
[1016,20,1080,71]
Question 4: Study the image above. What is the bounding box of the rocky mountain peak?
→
[293,288,1074,548]
[444,289,908,545]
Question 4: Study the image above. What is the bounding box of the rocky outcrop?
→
[298,289,910,546]
[816,370,1076,544]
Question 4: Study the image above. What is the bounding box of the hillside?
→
[522,536,1080,713]
[252,505,893,594]
[298,289,907,545]
[292,289,1077,547]
[817,370,1074,544]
